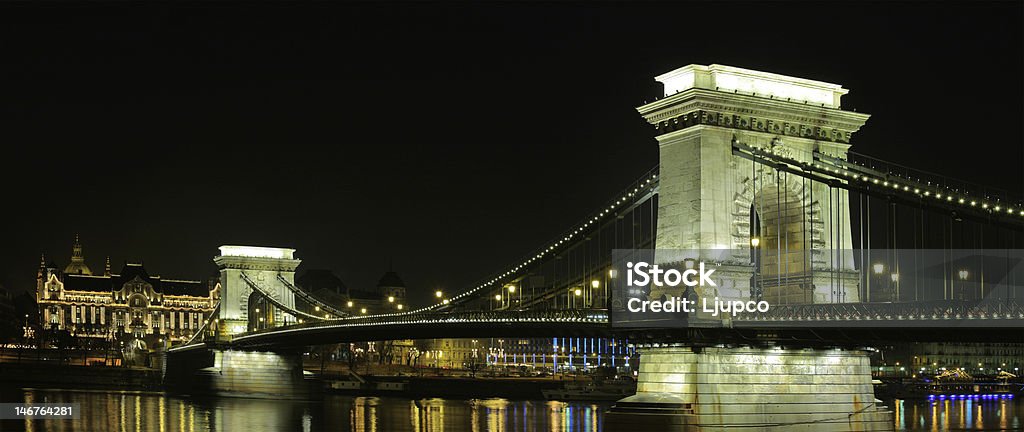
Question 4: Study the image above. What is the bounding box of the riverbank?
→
[0,361,162,390]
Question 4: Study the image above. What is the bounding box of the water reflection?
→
[892,397,1022,431]
[4,387,1021,431]
[2,388,610,432]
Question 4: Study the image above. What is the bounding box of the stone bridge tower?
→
[639,64,870,305]
[214,245,300,336]
[607,65,892,432]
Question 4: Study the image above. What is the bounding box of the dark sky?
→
[1,2,1021,307]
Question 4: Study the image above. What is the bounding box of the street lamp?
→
[435,290,443,299]
[388,296,395,303]
[347,301,354,307]
[591,280,600,289]
[360,308,367,314]
[751,237,761,300]
[574,288,582,296]
[954,270,970,300]
[507,285,516,293]
[892,270,901,300]
[873,263,885,274]
[397,304,403,310]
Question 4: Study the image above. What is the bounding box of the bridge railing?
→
[739,299,1024,323]
[236,309,610,336]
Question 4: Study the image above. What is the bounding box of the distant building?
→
[294,268,408,316]
[888,342,1024,375]
[36,237,217,345]
[295,268,414,364]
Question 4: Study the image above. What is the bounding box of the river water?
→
[0,386,1020,431]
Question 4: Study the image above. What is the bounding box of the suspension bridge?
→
[166,64,1023,431]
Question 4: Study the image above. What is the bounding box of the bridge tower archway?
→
[247,290,275,332]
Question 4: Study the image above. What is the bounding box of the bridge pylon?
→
[213,245,301,339]
[640,64,870,306]
[607,65,893,431]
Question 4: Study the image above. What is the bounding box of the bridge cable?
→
[238,272,325,322]
[275,274,350,318]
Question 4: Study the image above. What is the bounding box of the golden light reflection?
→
[121,394,127,432]
[1000,399,1007,429]
[470,399,480,432]
[547,400,565,432]
[410,400,421,432]
[135,395,141,432]
[943,399,951,431]
[159,395,165,432]
[480,398,508,432]
[976,401,982,429]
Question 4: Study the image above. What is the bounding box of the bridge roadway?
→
[169,299,1024,351]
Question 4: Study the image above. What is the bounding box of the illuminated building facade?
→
[36,237,217,344]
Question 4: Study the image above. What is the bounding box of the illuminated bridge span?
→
[167,64,1023,431]
[169,63,1024,350]
[228,309,610,348]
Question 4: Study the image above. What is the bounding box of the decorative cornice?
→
[214,255,301,272]
[638,89,870,135]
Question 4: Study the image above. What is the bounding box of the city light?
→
[574,288,582,296]
[436,290,443,298]
[591,280,600,289]
[750,237,760,247]
[507,285,516,293]
[347,301,354,307]
[495,294,502,301]
[388,296,395,303]
[872,263,884,274]
[959,269,969,280]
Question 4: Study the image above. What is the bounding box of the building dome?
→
[376,271,405,288]
[63,235,93,276]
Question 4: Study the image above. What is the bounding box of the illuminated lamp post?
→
[958,269,969,301]
[872,263,884,301]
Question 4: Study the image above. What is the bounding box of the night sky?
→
[2,2,1021,307]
